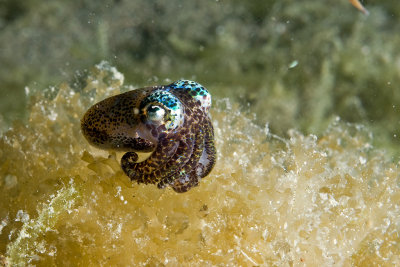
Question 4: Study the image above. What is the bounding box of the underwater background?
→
[1,0,400,265]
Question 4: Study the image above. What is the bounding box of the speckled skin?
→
[81,80,216,193]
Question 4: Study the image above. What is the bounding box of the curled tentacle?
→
[121,139,179,184]
[121,152,139,178]
[125,134,195,184]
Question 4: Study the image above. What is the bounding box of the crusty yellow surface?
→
[1,63,399,266]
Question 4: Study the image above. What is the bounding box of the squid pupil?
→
[147,105,165,121]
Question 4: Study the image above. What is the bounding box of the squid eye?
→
[146,105,166,122]
[141,89,184,130]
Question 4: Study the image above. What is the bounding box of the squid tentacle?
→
[198,119,216,178]
[158,125,205,189]
[123,134,195,184]
[121,140,179,183]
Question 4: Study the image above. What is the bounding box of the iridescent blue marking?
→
[169,80,212,111]
[143,90,180,111]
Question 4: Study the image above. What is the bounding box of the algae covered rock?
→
[0,63,399,265]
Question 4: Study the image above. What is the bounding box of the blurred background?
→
[1,0,399,157]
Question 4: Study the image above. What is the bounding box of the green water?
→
[1,0,400,158]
